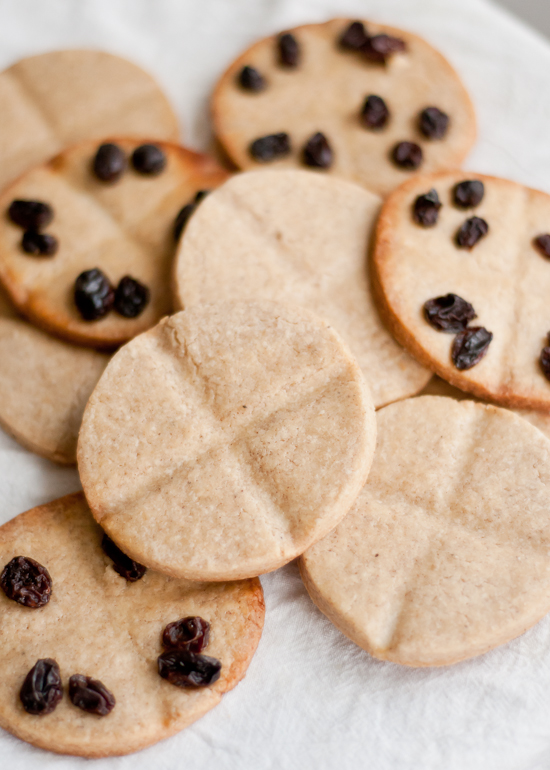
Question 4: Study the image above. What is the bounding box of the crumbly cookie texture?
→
[300,396,550,667]
[174,170,430,407]
[0,138,229,349]
[0,49,179,191]
[373,170,550,410]
[78,301,376,581]
[0,319,108,463]
[212,18,476,197]
[0,493,264,757]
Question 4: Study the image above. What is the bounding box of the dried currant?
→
[541,336,550,381]
[1,556,52,608]
[92,143,126,183]
[302,132,333,169]
[278,33,300,67]
[158,650,221,688]
[339,21,368,51]
[419,107,449,140]
[249,133,291,162]
[413,189,442,227]
[20,659,63,715]
[114,276,150,318]
[131,144,166,175]
[392,141,423,170]
[8,200,53,230]
[451,327,493,370]
[455,217,489,249]
[162,617,210,653]
[534,234,550,259]
[362,34,406,64]
[174,190,211,241]
[453,180,485,209]
[360,95,389,130]
[238,65,266,92]
[74,268,115,321]
[101,534,147,582]
[21,231,58,256]
[423,294,476,332]
[69,675,115,716]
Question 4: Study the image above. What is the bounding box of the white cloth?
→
[1,0,550,767]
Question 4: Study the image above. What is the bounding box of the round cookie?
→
[0,493,264,757]
[0,138,229,348]
[0,319,109,464]
[373,171,550,410]
[174,170,430,407]
[212,18,476,197]
[300,396,550,666]
[78,301,376,581]
[0,50,179,191]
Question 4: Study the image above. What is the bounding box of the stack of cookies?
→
[2,17,550,758]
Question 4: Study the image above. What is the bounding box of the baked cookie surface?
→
[78,301,376,581]
[212,19,476,197]
[174,169,430,407]
[0,49,179,191]
[0,138,229,348]
[300,396,550,666]
[373,171,550,410]
[0,493,264,757]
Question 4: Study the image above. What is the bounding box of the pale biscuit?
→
[174,170,430,407]
[212,19,476,197]
[0,138,229,348]
[0,50,179,191]
[0,319,108,464]
[300,396,550,666]
[0,493,264,756]
[373,171,550,409]
[78,301,376,581]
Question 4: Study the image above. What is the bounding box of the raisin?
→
[302,132,333,169]
[278,33,300,67]
[1,556,52,608]
[413,189,442,227]
[360,95,389,130]
[8,200,53,230]
[339,21,368,50]
[424,294,476,332]
[92,143,126,183]
[74,268,115,321]
[174,190,211,241]
[452,327,493,370]
[158,650,221,688]
[419,107,449,140]
[114,276,150,319]
[456,217,489,249]
[20,659,63,715]
[162,617,210,653]
[249,133,291,162]
[362,34,406,63]
[131,144,166,175]
[238,65,266,92]
[454,180,485,208]
[392,142,423,170]
[533,234,550,259]
[101,534,147,582]
[541,338,550,381]
[21,231,58,256]
[69,675,115,716]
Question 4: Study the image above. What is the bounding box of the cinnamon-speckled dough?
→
[301,396,550,666]
[0,138,229,348]
[0,49,179,190]
[174,170,430,407]
[0,493,264,757]
[212,19,476,197]
[78,301,376,581]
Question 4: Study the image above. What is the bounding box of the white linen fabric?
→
[1,0,550,767]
